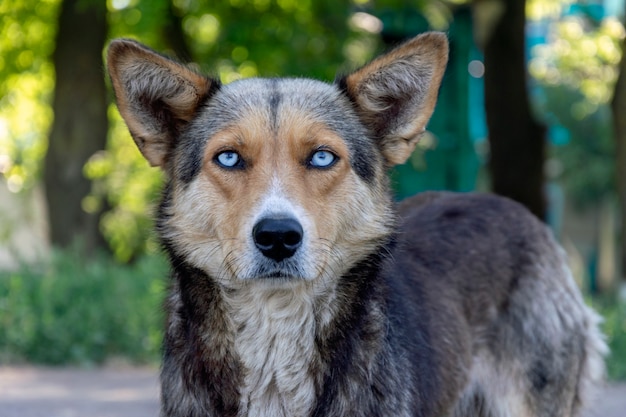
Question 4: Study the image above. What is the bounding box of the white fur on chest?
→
[225,286,318,417]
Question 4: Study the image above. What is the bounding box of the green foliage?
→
[84,105,163,261]
[593,297,626,380]
[527,0,574,20]
[0,250,167,365]
[179,0,368,80]
[530,15,624,207]
[108,0,176,47]
[544,89,615,208]
[0,0,59,192]
[531,16,623,115]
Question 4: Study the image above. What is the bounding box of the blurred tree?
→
[530,15,622,207]
[376,0,549,218]
[162,0,193,58]
[44,0,108,252]
[0,0,58,192]
[612,2,626,285]
[376,4,483,197]
[529,7,624,286]
[482,0,547,219]
[6,0,563,258]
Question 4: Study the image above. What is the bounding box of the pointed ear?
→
[106,39,217,167]
[339,32,448,166]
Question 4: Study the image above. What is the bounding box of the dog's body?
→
[107,33,606,417]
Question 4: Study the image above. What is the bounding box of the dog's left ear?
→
[339,32,448,166]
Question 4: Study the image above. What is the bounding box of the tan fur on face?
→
[161,103,392,289]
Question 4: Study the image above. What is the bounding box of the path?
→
[0,366,624,417]
[0,366,158,417]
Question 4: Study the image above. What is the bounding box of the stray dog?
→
[107,32,606,417]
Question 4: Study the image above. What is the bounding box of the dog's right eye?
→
[215,151,243,169]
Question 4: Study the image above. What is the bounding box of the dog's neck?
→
[217,243,392,417]
[222,284,325,417]
[167,241,393,417]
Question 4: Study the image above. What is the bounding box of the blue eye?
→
[309,150,337,168]
[216,151,241,168]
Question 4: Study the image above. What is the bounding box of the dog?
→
[107,32,607,417]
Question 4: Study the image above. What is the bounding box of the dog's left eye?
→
[215,151,242,168]
[308,150,337,168]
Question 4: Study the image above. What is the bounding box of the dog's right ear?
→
[338,32,448,166]
[106,39,217,168]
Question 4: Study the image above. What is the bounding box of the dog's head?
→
[107,33,447,289]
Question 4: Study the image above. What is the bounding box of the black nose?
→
[253,217,303,262]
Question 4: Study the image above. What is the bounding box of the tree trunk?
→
[163,1,193,60]
[44,0,108,252]
[484,0,547,219]
[611,32,626,285]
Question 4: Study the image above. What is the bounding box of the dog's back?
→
[394,192,606,416]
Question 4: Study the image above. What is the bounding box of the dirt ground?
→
[0,366,624,417]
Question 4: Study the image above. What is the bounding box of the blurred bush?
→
[0,249,167,365]
[594,297,626,380]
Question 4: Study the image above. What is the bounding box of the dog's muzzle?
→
[252,217,303,262]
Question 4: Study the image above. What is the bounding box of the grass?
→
[593,296,626,381]
[0,249,167,365]
[1,248,626,380]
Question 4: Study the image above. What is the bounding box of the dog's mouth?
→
[244,261,310,281]
[255,271,306,280]
[252,264,308,280]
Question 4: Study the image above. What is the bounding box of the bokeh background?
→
[1,0,625,379]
